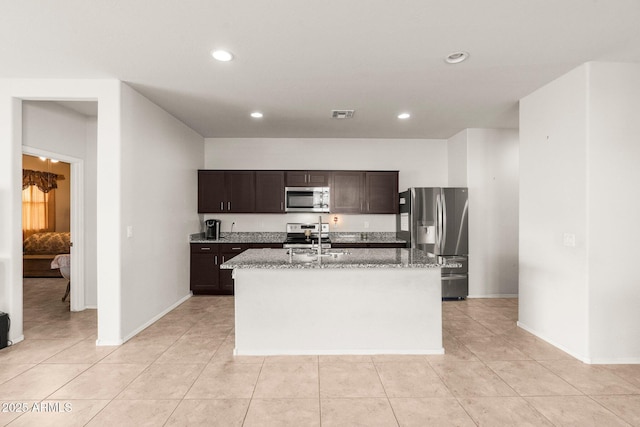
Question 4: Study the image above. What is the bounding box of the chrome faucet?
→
[318,215,323,256]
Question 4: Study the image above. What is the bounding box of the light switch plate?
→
[563,233,575,247]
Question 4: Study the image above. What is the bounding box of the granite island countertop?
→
[220,248,461,270]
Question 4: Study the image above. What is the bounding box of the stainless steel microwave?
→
[285,187,330,212]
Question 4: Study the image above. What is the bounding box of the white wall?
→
[519,65,590,360]
[204,138,448,232]
[447,128,519,298]
[22,101,98,306]
[0,79,121,344]
[84,118,98,307]
[447,130,468,187]
[119,84,203,340]
[520,62,640,363]
[587,62,640,363]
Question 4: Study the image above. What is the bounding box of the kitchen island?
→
[221,248,455,356]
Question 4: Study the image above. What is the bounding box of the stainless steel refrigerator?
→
[396,188,469,299]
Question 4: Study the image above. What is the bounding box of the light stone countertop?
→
[220,248,461,270]
[189,231,406,245]
[190,232,285,244]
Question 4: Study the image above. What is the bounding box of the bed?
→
[23,232,71,277]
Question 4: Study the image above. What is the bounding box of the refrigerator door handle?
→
[455,198,469,255]
[441,191,447,253]
[435,193,442,252]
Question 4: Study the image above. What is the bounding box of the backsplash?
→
[199,213,396,233]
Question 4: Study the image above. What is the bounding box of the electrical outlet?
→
[563,233,575,247]
[364,221,370,229]
[126,226,134,238]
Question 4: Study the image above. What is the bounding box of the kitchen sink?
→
[287,248,351,263]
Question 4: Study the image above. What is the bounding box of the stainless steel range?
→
[283,223,331,249]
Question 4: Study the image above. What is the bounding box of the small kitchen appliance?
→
[204,219,221,240]
[284,187,330,213]
[283,223,331,249]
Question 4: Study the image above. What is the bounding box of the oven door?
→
[285,187,330,212]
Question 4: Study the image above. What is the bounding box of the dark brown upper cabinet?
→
[198,170,226,213]
[199,169,398,214]
[255,171,285,213]
[364,171,399,214]
[331,171,365,213]
[286,171,330,187]
[198,170,255,213]
[331,171,399,214]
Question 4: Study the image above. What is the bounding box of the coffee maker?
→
[204,219,221,240]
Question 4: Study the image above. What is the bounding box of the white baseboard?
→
[121,293,192,343]
[517,321,640,365]
[467,293,519,299]
[517,321,587,363]
[7,334,24,346]
[585,356,640,364]
[234,347,446,356]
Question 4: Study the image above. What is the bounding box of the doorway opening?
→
[21,154,76,335]
[20,100,97,341]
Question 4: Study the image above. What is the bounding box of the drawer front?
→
[441,255,468,274]
[191,244,218,253]
[219,243,251,263]
[218,243,252,253]
[442,274,468,299]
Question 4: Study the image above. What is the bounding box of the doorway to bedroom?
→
[21,100,98,341]
[21,155,75,330]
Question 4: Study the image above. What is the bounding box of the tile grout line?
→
[317,356,322,427]
[371,358,401,427]
[239,357,266,427]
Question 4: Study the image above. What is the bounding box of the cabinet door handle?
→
[200,247,211,251]
[220,201,224,210]
[228,201,231,210]
[232,247,242,250]
[222,255,225,263]
[281,201,284,210]
[214,255,218,265]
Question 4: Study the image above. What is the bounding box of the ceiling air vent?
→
[331,110,355,119]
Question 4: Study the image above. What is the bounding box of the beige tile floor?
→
[1,278,639,426]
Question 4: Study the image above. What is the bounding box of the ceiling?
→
[2,1,639,139]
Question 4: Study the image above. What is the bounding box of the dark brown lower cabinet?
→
[190,243,282,295]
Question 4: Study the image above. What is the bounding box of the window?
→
[22,183,56,237]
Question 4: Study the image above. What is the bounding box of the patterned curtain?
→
[22,169,63,193]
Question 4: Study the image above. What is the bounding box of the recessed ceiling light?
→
[398,113,411,119]
[445,51,469,64]
[211,49,234,62]
[250,112,263,118]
